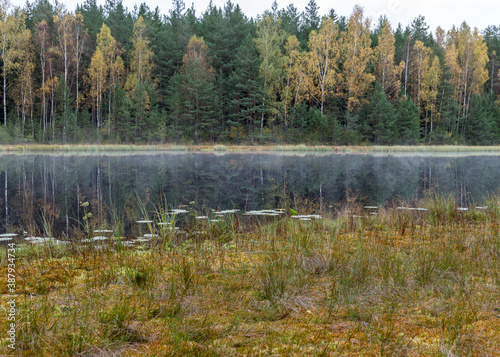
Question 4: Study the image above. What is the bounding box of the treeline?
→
[1,0,500,145]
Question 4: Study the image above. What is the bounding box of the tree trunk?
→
[3,65,6,126]
[404,39,410,97]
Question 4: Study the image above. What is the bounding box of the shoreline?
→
[3,143,500,154]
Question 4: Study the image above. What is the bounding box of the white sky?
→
[13,0,500,33]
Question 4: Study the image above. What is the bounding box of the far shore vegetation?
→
[0,0,500,146]
[4,143,500,154]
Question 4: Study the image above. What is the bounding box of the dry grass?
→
[1,197,500,355]
[0,144,189,153]
[4,144,500,154]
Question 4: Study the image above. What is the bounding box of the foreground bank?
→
[1,196,499,355]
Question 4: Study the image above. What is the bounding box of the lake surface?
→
[1,152,500,238]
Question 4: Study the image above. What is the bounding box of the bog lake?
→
[1,151,500,240]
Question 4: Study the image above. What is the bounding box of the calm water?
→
[1,152,500,237]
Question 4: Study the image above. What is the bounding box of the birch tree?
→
[127,16,154,138]
[421,55,441,140]
[0,3,28,126]
[340,5,374,115]
[307,17,339,115]
[409,40,431,112]
[282,35,300,135]
[35,20,50,138]
[88,48,106,135]
[96,23,118,134]
[13,28,33,136]
[445,23,488,119]
[72,12,87,118]
[254,11,285,139]
[374,20,404,100]
[54,8,74,142]
[130,16,153,86]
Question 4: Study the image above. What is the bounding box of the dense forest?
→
[0,0,500,145]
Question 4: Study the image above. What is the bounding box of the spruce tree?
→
[365,82,396,144]
[396,96,420,144]
[466,94,499,144]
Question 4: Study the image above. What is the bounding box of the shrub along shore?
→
[1,195,499,355]
[3,144,500,154]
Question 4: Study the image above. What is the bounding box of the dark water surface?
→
[1,152,500,237]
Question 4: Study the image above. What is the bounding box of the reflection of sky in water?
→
[0,153,499,235]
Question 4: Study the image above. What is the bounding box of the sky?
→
[12,0,500,33]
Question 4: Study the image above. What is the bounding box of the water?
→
[1,152,500,238]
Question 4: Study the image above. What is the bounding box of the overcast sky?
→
[13,0,500,33]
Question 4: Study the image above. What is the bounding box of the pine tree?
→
[104,0,133,55]
[77,0,104,51]
[299,0,320,47]
[24,0,55,31]
[155,0,193,109]
[409,15,430,45]
[393,25,412,97]
[278,4,300,38]
[435,68,460,142]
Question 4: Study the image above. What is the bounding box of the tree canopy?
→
[0,0,499,146]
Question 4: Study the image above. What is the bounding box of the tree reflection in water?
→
[0,152,499,238]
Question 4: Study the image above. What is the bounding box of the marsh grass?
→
[271,144,334,152]
[6,144,500,157]
[1,144,190,153]
[2,197,500,355]
[371,145,500,152]
[213,144,227,151]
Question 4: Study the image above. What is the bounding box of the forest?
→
[0,0,500,145]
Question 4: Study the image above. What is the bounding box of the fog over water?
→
[1,152,499,237]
